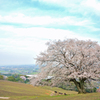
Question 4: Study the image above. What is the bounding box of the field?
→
[0,65,38,75]
[0,80,100,100]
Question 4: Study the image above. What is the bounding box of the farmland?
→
[0,65,39,75]
[0,80,100,100]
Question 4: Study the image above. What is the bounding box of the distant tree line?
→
[7,74,29,83]
[0,73,29,83]
[0,74,3,80]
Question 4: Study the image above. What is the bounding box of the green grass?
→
[0,80,52,100]
[39,86,78,94]
[0,80,100,100]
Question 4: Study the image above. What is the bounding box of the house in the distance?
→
[26,75,38,80]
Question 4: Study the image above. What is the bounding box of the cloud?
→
[81,0,100,13]
[0,0,100,65]
[0,26,75,40]
[38,0,100,16]
[39,0,80,7]
[0,26,98,52]
[0,25,99,65]
[0,12,92,27]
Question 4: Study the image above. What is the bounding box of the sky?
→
[0,0,100,65]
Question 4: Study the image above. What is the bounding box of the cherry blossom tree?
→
[35,39,100,94]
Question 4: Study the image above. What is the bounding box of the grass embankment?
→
[39,86,77,94]
[0,80,100,100]
[0,80,51,100]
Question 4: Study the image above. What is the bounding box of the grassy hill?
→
[0,80,100,100]
[0,80,52,99]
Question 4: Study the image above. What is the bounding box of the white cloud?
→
[81,0,100,12]
[0,26,98,54]
[0,25,99,64]
[39,0,80,7]
[0,0,100,65]
[1,26,98,40]
[0,13,92,27]
[0,26,75,40]
[39,0,100,16]
[0,13,53,25]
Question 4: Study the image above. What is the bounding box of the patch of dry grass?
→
[31,93,100,100]
[39,86,78,94]
[0,80,51,97]
[0,80,100,100]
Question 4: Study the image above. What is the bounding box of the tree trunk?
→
[73,79,86,94]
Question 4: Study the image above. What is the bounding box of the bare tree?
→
[35,39,100,94]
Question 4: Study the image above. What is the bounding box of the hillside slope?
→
[0,80,52,96]
[0,80,100,100]
[0,80,77,100]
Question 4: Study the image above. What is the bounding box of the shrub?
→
[0,75,3,80]
[7,76,15,81]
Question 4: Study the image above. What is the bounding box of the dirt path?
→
[0,97,10,99]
